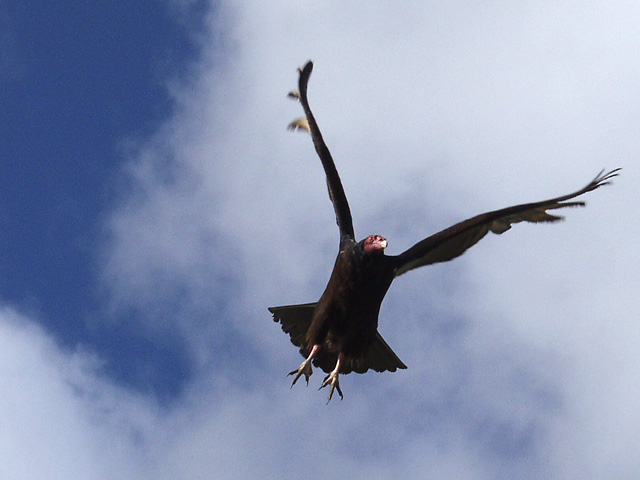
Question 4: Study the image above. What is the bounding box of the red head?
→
[363,234,388,255]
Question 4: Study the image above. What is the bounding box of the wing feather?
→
[393,168,620,276]
[290,61,356,241]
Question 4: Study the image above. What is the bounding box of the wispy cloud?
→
[2,1,638,478]
[0,307,157,479]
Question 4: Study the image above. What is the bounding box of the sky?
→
[0,1,638,479]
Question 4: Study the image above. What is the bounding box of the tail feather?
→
[361,331,407,373]
[268,303,316,349]
[269,303,406,374]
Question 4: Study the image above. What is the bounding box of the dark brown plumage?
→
[270,61,620,402]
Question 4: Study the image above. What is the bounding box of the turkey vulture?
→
[270,61,620,403]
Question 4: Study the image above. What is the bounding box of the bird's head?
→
[363,234,388,255]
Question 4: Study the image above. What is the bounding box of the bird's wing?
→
[393,168,620,277]
[288,61,356,241]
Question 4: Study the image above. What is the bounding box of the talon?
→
[319,371,343,403]
[287,344,320,389]
[288,360,313,387]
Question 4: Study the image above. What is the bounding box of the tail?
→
[268,302,316,350]
[269,303,407,374]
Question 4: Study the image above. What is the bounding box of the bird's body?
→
[308,237,395,366]
[270,61,619,402]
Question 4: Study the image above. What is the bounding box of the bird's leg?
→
[319,352,344,403]
[288,344,320,387]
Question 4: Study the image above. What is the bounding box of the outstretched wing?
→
[393,168,620,277]
[288,61,355,242]
[269,303,407,374]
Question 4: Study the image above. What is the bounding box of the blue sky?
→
[1,2,639,479]
[1,1,206,397]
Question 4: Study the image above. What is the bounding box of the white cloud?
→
[0,306,156,479]
[102,0,640,476]
[5,1,639,478]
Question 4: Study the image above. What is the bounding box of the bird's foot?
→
[319,371,343,403]
[288,359,313,387]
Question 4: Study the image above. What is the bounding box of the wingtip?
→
[297,60,313,74]
[591,167,622,188]
[298,61,314,89]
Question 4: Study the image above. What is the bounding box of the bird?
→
[269,60,620,403]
